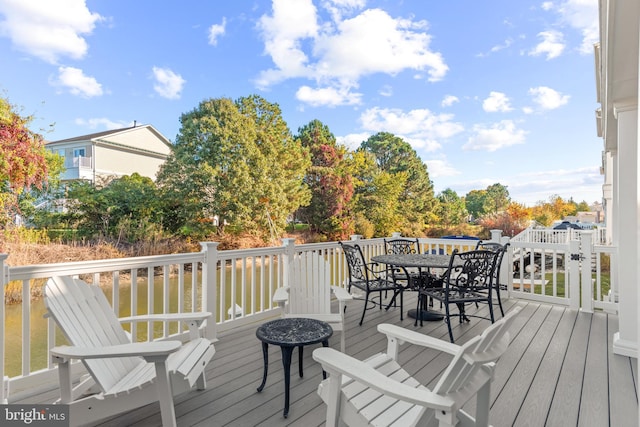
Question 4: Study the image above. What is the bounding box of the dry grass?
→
[1,230,316,304]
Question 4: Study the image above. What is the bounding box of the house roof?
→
[46,124,172,149]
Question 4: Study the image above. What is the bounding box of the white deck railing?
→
[0,232,615,401]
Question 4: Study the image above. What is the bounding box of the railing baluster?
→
[163,265,170,337]
[22,279,30,377]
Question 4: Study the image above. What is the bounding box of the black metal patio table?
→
[255,318,333,418]
[371,253,453,321]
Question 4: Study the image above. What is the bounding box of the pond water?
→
[4,266,274,377]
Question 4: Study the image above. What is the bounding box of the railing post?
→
[281,238,296,289]
[580,231,594,313]
[568,239,581,309]
[391,232,402,238]
[490,229,503,243]
[499,237,511,293]
[200,242,219,342]
[349,235,362,241]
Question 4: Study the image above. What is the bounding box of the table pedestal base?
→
[408,308,444,321]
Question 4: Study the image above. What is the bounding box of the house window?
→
[73,148,86,157]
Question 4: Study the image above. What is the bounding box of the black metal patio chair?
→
[383,237,422,291]
[475,241,510,317]
[340,242,402,326]
[418,249,499,342]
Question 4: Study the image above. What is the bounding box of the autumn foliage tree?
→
[295,119,354,240]
[478,202,531,237]
[0,97,60,227]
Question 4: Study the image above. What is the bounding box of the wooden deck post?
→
[200,242,219,342]
[281,238,296,290]
[568,239,581,310]
[580,231,594,313]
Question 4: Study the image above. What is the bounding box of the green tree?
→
[485,183,510,214]
[236,95,311,236]
[465,189,488,219]
[0,96,61,226]
[63,174,162,240]
[157,96,310,240]
[436,188,468,226]
[575,200,590,212]
[353,167,406,237]
[359,132,436,233]
[295,119,354,239]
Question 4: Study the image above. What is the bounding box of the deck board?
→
[608,315,639,427]
[14,292,638,427]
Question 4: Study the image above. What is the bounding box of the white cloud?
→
[482,91,512,112]
[296,84,362,106]
[255,0,319,87]
[0,0,102,63]
[358,107,463,152]
[508,166,603,205]
[336,132,369,150]
[464,120,527,152]
[208,18,226,46]
[75,117,131,130]
[151,67,185,100]
[256,1,447,106]
[555,0,598,54]
[361,107,463,140]
[529,86,570,110]
[529,30,565,59]
[321,0,366,21]
[424,159,461,178]
[379,85,393,97]
[441,95,459,107]
[52,66,103,97]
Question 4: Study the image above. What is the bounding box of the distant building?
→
[46,124,172,185]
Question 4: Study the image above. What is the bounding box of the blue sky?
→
[0,0,602,207]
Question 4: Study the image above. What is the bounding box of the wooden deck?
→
[22,293,639,426]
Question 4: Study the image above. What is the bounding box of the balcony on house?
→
[1,233,636,426]
[61,154,93,181]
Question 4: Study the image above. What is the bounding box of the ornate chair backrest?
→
[288,251,332,315]
[384,238,420,255]
[475,242,509,286]
[445,249,499,294]
[339,242,371,285]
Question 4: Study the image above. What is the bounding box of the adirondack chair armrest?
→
[118,312,212,339]
[330,286,353,302]
[331,286,352,314]
[273,286,290,307]
[50,341,182,362]
[313,347,455,411]
[377,323,460,355]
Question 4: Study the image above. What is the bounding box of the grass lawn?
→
[514,271,611,300]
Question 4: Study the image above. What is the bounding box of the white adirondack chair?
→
[274,251,352,352]
[44,276,216,427]
[313,306,522,427]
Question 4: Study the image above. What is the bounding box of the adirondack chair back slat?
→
[45,276,144,392]
[432,307,516,396]
[289,252,331,315]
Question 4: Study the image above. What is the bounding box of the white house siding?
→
[47,125,172,183]
[94,143,166,181]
